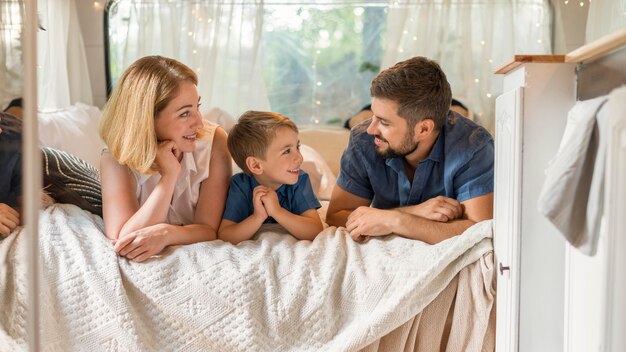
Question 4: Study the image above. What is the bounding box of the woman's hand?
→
[113,223,173,262]
[155,140,182,178]
[0,203,20,237]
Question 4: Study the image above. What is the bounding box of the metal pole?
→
[23,0,40,350]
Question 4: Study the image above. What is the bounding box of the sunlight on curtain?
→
[0,0,23,106]
[37,0,93,110]
[108,0,269,119]
[260,1,386,125]
[383,0,552,132]
[586,0,626,43]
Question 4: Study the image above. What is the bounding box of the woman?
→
[99,56,231,262]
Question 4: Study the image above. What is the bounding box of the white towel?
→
[537,96,609,256]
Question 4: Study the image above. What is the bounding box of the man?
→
[0,111,22,237]
[326,56,493,244]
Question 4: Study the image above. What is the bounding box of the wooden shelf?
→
[495,55,565,74]
[496,27,626,74]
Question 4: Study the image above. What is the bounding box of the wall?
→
[552,0,590,53]
[75,0,107,108]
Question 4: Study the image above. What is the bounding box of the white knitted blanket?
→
[0,204,493,351]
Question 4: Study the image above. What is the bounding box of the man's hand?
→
[401,196,463,222]
[113,223,172,262]
[345,207,395,242]
[0,203,20,237]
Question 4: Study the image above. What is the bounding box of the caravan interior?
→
[0,0,625,351]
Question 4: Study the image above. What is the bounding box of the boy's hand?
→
[0,203,20,237]
[252,186,269,221]
[260,189,281,217]
[155,140,182,178]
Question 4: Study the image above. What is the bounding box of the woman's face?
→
[154,80,203,153]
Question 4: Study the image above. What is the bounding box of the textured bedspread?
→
[0,204,493,351]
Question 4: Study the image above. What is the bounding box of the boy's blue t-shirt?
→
[223,171,321,224]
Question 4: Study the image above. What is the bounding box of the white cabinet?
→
[494,87,522,352]
[494,61,576,352]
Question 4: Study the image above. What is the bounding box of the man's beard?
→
[374,130,418,158]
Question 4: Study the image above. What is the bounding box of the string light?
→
[412,36,417,41]
[579,1,584,6]
[480,40,485,45]
[474,78,480,83]
[188,32,193,36]
[93,1,102,10]
[316,81,322,86]
[316,100,321,105]
[403,30,408,34]
[486,93,492,98]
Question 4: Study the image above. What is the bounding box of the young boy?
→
[218,111,323,244]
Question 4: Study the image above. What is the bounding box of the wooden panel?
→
[565,27,626,63]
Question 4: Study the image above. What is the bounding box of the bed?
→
[0,105,495,351]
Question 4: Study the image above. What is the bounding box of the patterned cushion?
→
[42,147,102,216]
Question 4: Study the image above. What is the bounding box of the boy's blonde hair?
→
[99,55,198,174]
[228,111,298,174]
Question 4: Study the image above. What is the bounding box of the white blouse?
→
[131,121,218,225]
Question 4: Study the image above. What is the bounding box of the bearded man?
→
[326,56,494,243]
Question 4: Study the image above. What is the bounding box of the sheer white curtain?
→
[37,0,93,110]
[0,0,23,107]
[586,0,626,43]
[109,0,269,118]
[382,0,552,132]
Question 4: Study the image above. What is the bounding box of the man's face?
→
[366,97,418,158]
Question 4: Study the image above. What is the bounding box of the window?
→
[105,0,552,129]
[106,0,386,126]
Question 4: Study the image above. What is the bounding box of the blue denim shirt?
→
[336,111,494,209]
[223,171,321,223]
[0,112,22,207]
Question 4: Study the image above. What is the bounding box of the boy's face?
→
[256,126,303,189]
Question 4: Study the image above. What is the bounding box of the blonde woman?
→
[99,56,231,262]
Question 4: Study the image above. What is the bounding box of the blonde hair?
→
[99,56,198,174]
[228,111,298,174]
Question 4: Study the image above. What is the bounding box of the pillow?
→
[204,107,236,133]
[42,147,102,216]
[299,144,336,201]
[298,127,350,177]
[38,103,105,170]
